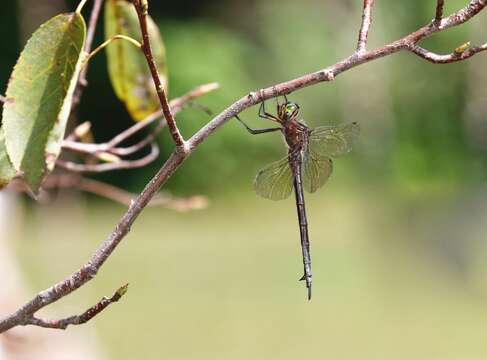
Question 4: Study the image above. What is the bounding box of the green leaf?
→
[2,12,86,192]
[105,0,167,121]
[0,128,16,189]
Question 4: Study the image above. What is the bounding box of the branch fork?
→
[58,82,218,173]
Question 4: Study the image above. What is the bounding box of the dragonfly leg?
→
[235,115,281,135]
[187,101,212,116]
[259,100,280,122]
[277,94,288,107]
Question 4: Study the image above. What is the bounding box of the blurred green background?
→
[2,0,487,359]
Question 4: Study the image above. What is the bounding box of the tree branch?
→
[356,0,375,53]
[1,0,486,334]
[132,0,186,148]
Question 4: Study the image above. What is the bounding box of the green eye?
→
[285,104,296,112]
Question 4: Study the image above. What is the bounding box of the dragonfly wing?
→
[309,122,359,157]
[302,150,333,193]
[253,155,294,200]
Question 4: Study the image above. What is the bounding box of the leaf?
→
[0,128,16,189]
[105,0,167,121]
[2,12,86,192]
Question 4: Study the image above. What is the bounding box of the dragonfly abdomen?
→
[291,157,312,300]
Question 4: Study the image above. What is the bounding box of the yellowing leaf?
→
[105,0,167,121]
[2,13,86,192]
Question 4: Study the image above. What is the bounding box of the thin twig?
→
[105,110,162,150]
[168,82,220,110]
[62,82,219,157]
[79,0,104,86]
[436,0,445,22]
[106,82,219,149]
[72,0,104,107]
[132,0,185,148]
[56,143,159,173]
[61,140,103,155]
[356,0,375,53]
[73,177,209,211]
[1,0,486,334]
[24,284,128,330]
[109,124,162,156]
[410,42,487,63]
[8,174,208,211]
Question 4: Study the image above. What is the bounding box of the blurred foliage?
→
[0,2,20,94]
[15,190,487,359]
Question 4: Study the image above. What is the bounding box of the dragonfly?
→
[235,96,359,300]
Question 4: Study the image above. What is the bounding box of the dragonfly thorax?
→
[283,121,309,151]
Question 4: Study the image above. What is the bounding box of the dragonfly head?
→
[278,101,300,122]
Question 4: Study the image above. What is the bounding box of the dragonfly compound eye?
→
[284,102,299,116]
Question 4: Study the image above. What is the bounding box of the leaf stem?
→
[76,0,89,14]
[83,35,142,68]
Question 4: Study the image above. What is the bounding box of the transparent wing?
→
[309,122,359,158]
[302,149,333,193]
[253,155,294,201]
